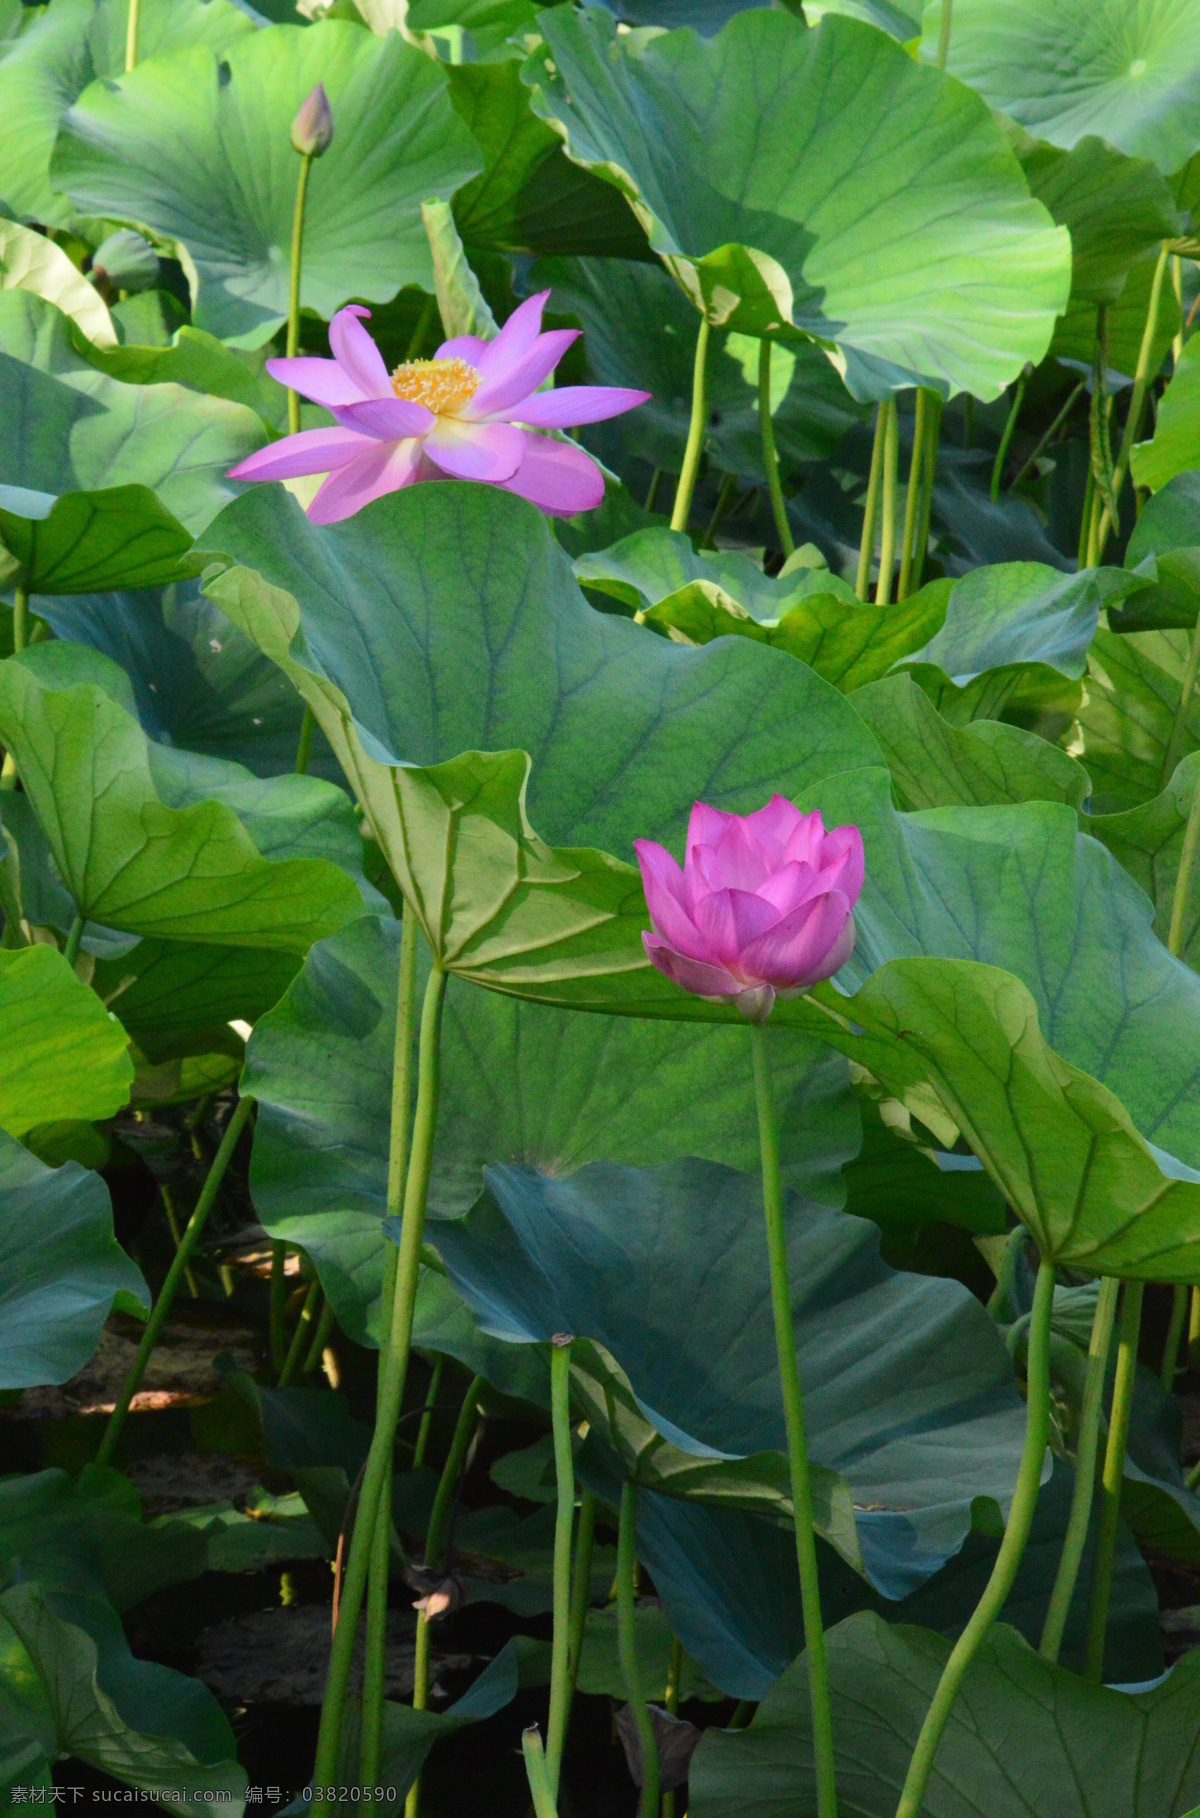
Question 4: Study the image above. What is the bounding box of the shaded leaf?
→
[0,945,132,1137]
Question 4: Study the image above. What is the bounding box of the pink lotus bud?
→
[291,83,333,158]
[634,797,863,1023]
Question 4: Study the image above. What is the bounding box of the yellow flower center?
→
[390,356,481,417]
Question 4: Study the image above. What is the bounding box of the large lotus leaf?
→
[617,1461,1157,1699]
[851,673,1092,811]
[0,655,361,951]
[1051,243,1181,380]
[1017,134,1181,306]
[0,292,264,593]
[690,1611,1200,1818]
[91,942,300,1064]
[448,61,650,259]
[0,945,132,1136]
[819,956,1200,1280]
[196,483,886,859]
[0,1583,247,1814]
[0,0,254,230]
[1132,335,1200,493]
[433,1155,1027,1593]
[1114,475,1200,631]
[523,7,1070,400]
[1089,751,1200,969]
[925,0,1200,173]
[574,529,839,620]
[81,326,284,430]
[535,253,865,476]
[0,1131,145,1389]
[53,21,483,348]
[1075,626,1200,811]
[40,580,312,778]
[841,1097,1006,1248]
[244,912,858,1341]
[199,485,1200,1165]
[0,220,116,346]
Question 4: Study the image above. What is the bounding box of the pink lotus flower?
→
[227,292,649,524]
[634,798,863,1023]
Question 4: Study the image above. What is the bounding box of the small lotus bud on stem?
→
[291,82,333,158]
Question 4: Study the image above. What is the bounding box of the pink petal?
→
[424,418,525,483]
[739,891,854,991]
[328,305,391,400]
[816,826,865,908]
[226,426,371,482]
[331,397,435,439]
[499,437,604,516]
[502,385,651,429]
[696,818,774,894]
[782,809,827,870]
[643,932,741,1000]
[634,839,711,961]
[306,437,423,525]
[755,859,820,916]
[469,330,580,419]
[685,803,736,872]
[745,795,807,864]
[475,291,550,383]
[435,333,490,364]
[264,356,369,408]
[694,888,781,972]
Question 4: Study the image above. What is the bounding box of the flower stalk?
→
[1084,1280,1144,1682]
[758,338,794,557]
[545,1336,576,1796]
[671,316,711,534]
[617,1480,659,1818]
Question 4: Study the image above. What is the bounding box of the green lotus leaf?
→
[851,673,1092,810]
[53,20,483,348]
[0,0,254,230]
[535,253,865,475]
[841,1095,1006,1249]
[0,945,132,1136]
[429,1154,1028,1594]
[1051,243,1181,378]
[1089,751,1200,969]
[1017,133,1181,306]
[1132,334,1200,493]
[1075,626,1200,811]
[925,0,1200,173]
[449,60,651,258]
[0,220,116,345]
[0,654,362,951]
[80,325,284,430]
[0,1582,248,1815]
[523,6,1070,399]
[0,292,264,593]
[620,1461,1156,1700]
[689,1609,1200,1818]
[244,912,857,1342]
[0,1133,145,1389]
[573,528,838,619]
[91,942,301,1064]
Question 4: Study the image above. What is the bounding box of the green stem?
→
[701,473,738,550]
[412,1354,444,1468]
[758,338,795,557]
[661,1635,684,1818]
[984,1225,1027,1320]
[990,371,1028,501]
[286,152,313,438]
[97,1097,254,1466]
[911,391,942,596]
[1162,599,1200,793]
[1076,466,1096,571]
[897,389,928,602]
[361,912,419,1811]
[671,317,711,534]
[561,1488,596,1755]
[645,469,663,515]
[1162,1284,1189,1388]
[750,1023,837,1818]
[855,404,887,602]
[895,1259,1056,1818]
[1096,243,1170,561]
[303,1294,336,1375]
[269,1241,290,1374]
[159,1183,199,1301]
[311,960,447,1818]
[278,1279,321,1388]
[62,912,85,971]
[874,399,899,608]
[1009,380,1085,491]
[11,583,28,655]
[124,0,140,72]
[617,1480,659,1818]
[1038,1275,1120,1664]
[935,0,952,67]
[1084,1280,1144,1682]
[545,1340,575,1797]
[294,706,315,777]
[1173,253,1185,363]
[523,1728,560,1818]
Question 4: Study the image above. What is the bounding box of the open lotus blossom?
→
[227,291,649,524]
[634,797,863,1023]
